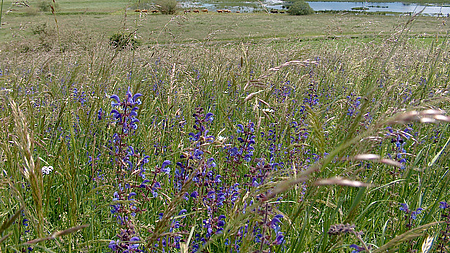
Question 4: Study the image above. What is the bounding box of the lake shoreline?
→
[179,0,450,15]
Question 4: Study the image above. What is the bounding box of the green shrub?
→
[31,23,50,35]
[288,1,314,15]
[109,33,141,50]
[154,0,178,15]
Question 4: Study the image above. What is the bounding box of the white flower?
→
[217,136,227,142]
[262,108,274,113]
[42,166,54,175]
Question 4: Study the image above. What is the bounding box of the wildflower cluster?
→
[346,94,361,117]
[399,203,423,228]
[108,88,170,252]
[226,122,256,179]
[253,205,285,247]
[155,108,287,252]
[110,87,142,134]
[183,109,235,250]
[20,212,33,252]
[386,126,413,171]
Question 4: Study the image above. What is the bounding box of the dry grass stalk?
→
[244,89,266,102]
[314,177,369,187]
[10,99,44,238]
[264,176,309,201]
[379,158,403,168]
[0,233,11,244]
[372,222,440,253]
[348,154,403,168]
[388,109,450,124]
[25,224,89,245]
[353,154,381,161]
[267,60,317,72]
[244,59,317,90]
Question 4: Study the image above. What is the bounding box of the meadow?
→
[1,1,450,252]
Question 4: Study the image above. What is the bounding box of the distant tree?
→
[288,0,313,15]
[154,0,178,14]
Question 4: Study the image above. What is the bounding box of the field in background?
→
[1,2,450,253]
[0,10,448,47]
[1,0,449,47]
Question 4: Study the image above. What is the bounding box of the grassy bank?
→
[0,11,448,47]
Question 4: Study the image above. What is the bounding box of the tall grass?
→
[0,14,450,252]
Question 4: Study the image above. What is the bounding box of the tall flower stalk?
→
[108,88,170,252]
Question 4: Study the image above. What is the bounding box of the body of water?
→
[180,1,450,15]
[306,2,450,15]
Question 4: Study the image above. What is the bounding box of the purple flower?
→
[248,122,255,133]
[127,236,140,251]
[191,191,199,198]
[110,88,142,134]
[139,179,150,188]
[108,240,118,250]
[229,147,241,157]
[207,158,216,168]
[161,160,171,168]
[411,208,423,220]
[98,108,103,120]
[126,87,142,105]
[399,203,409,213]
[161,160,171,174]
[128,192,136,200]
[130,236,140,242]
[218,215,226,227]
[273,232,284,245]
[270,214,284,230]
[193,149,203,160]
[207,190,215,199]
[243,152,253,162]
[440,201,449,209]
[237,124,244,133]
[110,109,121,119]
[188,132,200,142]
[204,112,214,122]
[132,93,142,105]
[350,244,365,252]
[23,218,29,227]
[113,192,120,201]
[214,175,221,184]
[110,95,120,107]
